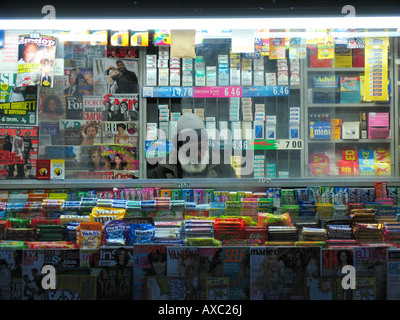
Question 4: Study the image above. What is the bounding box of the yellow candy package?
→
[89,207,126,223]
[258,212,291,227]
[76,222,103,249]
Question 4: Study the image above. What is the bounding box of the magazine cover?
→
[198,247,223,300]
[45,145,82,174]
[276,247,321,300]
[98,247,134,267]
[307,277,333,300]
[65,95,83,120]
[76,68,94,96]
[93,58,139,95]
[107,46,138,59]
[64,42,106,69]
[80,249,100,268]
[0,125,38,179]
[0,73,37,125]
[353,277,376,300]
[82,95,106,121]
[249,247,279,300]
[47,274,97,300]
[167,246,199,300]
[38,94,66,122]
[22,250,46,300]
[0,250,23,300]
[90,267,133,300]
[386,249,400,300]
[99,145,139,171]
[146,276,186,300]
[102,121,139,145]
[321,248,354,278]
[222,246,250,300]
[133,244,168,300]
[16,34,57,88]
[59,120,102,146]
[206,277,229,300]
[103,93,139,121]
[353,246,387,300]
[0,250,16,300]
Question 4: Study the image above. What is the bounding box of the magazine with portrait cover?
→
[222,246,250,300]
[249,246,279,300]
[321,248,354,278]
[167,246,199,300]
[102,121,139,146]
[198,247,223,300]
[16,34,57,88]
[102,93,139,122]
[38,94,67,122]
[93,58,139,95]
[59,119,102,146]
[276,247,321,300]
[133,244,168,300]
[98,247,134,268]
[0,73,37,125]
[353,246,387,300]
[99,144,139,172]
[90,267,133,300]
[0,125,38,180]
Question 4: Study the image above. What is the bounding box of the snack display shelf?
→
[308,103,391,108]
[3,177,400,189]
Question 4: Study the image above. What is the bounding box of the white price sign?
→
[276,139,303,150]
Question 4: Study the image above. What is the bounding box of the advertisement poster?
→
[16,34,57,88]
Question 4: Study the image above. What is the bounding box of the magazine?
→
[102,93,139,122]
[16,34,57,88]
[0,125,38,179]
[0,73,37,125]
[321,248,354,278]
[307,277,333,300]
[249,247,279,300]
[93,58,139,95]
[133,244,168,300]
[59,120,101,146]
[276,247,321,300]
[146,276,186,300]
[198,247,223,300]
[102,121,139,145]
[353,246,387,300]
[98,247,134,268]
[222,246,250,300]
[82,95,106,121]
[386,249,400,300]
[167,246,199,300]
[38,94,67,122]
[63,42,106,69]
[90,267,133,300]
[205,277,229,300]
[47,274,97,300]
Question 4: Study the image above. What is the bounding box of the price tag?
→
[193,86,242,98]
[142,87,193,98]
[177,183,190,188]
[242,86,290,97]
[276,139,303,150]
[258,178,272,184]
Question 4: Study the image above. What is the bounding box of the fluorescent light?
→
[0,16,399,31]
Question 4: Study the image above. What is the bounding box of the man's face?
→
[23,44,37,63]
[116,62,126,72]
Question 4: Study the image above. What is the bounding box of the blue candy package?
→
[104,219,129,246]
[128,223,155,244]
